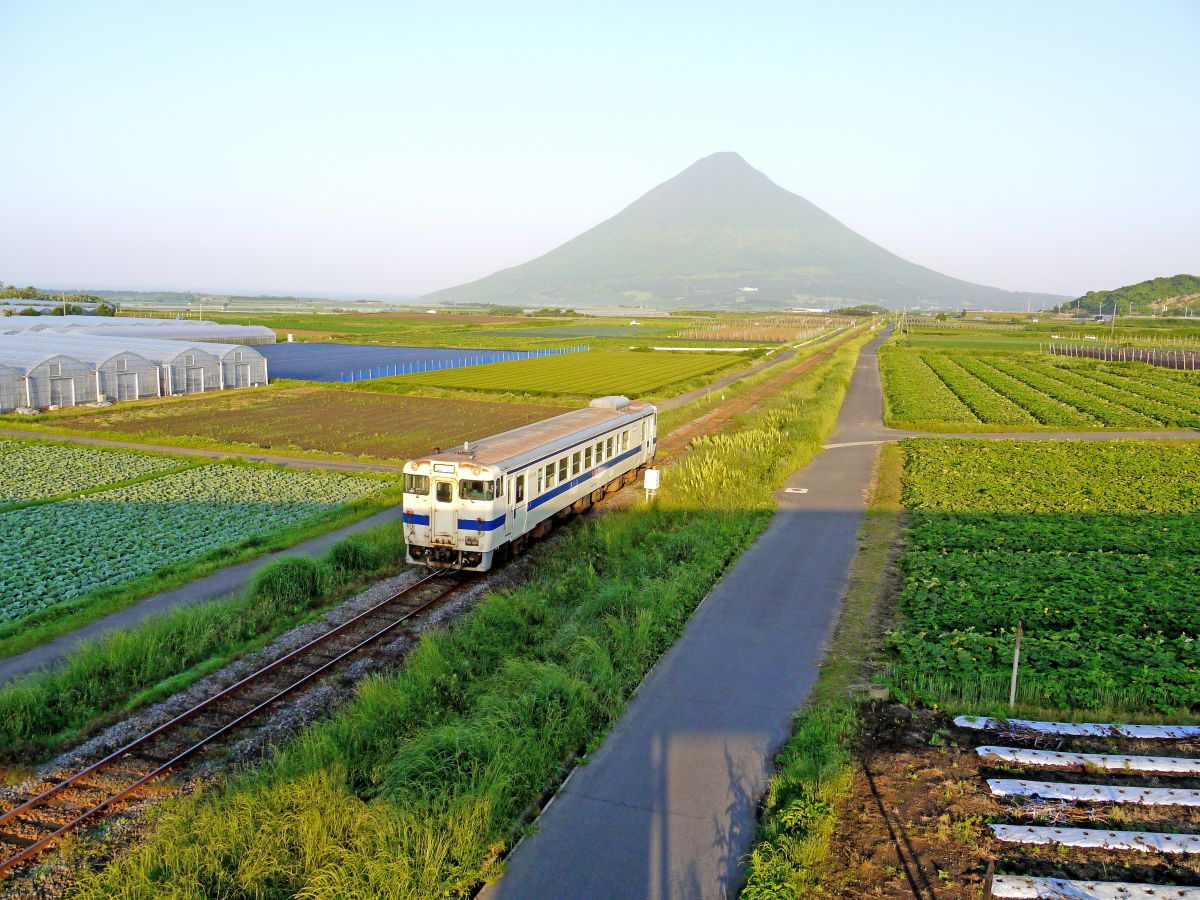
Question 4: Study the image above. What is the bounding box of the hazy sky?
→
[2,1,1197,299]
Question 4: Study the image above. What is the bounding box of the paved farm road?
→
[482,328,1199,899]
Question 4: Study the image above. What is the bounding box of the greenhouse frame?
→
[0,333,269,409]
[0,345,97,408]
[0,363,23,413]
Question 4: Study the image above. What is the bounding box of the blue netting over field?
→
[257,343,587,382]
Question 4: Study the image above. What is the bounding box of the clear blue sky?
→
[2,0,1196,298]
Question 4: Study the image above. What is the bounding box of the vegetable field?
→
[887,438,1200,714]
[0,441,393,625]
[882,349,1200,429]
[0,441,184,504]
[28,388,568,461]
[386,349,741,396]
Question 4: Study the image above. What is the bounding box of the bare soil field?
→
[34,388,567,460]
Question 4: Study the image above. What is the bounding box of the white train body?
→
[402,396,657,571]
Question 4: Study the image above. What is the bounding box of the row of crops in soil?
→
[886,438,1200,715]
[0,440,394,625]
[881,349,1200,429]
[382,348,741,396]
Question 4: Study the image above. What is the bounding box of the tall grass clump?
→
[0,523,407,762]
[76,335,872,899]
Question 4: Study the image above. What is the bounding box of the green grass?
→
[741,442,905,898]
[0,523,409,763]
[885,438,1200,718]
[881,347,1200,431]
[75,334,871,899]
[361,348,746,398]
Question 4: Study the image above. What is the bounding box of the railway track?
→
[0,569,468,878]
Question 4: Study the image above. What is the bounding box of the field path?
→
[0,428,405,472]
[482,329,1200,899]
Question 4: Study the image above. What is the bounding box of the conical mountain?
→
[425,152,1065,310]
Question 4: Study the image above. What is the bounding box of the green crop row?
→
[878,350,976,425]
[886,439,1200,715]
[883,348,1200,430]
[920,354,1035,425]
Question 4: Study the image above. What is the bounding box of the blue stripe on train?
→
[402,511,430,525]
[457,514,507,531]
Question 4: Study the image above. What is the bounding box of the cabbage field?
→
[0,441,185,505]
[0,441,393,625]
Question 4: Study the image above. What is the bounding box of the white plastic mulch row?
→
[955,715,1200,740]
[989,779,1200,807]
[991,874,1200,898]
[978,745,1200,775]
[990,824,1200,854]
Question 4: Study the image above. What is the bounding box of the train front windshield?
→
[459,479,496,501]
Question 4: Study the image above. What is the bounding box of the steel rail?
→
[0,570,461,876]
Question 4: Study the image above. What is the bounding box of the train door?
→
[508,473,527,538]
[431,480,457,545]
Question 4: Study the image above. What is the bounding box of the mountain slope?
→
[1062,274,1200,315]
[426,152,1066,310]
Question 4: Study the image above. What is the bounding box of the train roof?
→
[417,397,654,473]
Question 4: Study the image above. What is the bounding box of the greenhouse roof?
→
[2,333,265,366]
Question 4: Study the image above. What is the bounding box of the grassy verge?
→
[75,334,870,898]
[741,441,906,898]
[0,524,409,763]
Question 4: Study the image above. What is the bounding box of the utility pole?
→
[1109,298,1117,340]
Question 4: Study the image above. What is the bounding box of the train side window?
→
[403,474,429,495]
[558,457,568,481]
[572,451,581,476]
[621,430,629,451]
[515,474,525,503]
[536,469,544,493]
[595,441,603,462]
[544,462,555,488]
[606,436,614,457]
[584,446,593,468]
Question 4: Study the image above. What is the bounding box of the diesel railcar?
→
[402,396,656,571]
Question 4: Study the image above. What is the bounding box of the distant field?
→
[889,439,1200,715]
[476,324,678,338]
[881,349,1200,429]
[378,349,742,396]
[17,387,568,460]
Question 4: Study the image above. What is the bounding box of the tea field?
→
[887,438,1200,714]
[881,349,1200,429]
[383,348,741,396]
[0,441,394,625]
